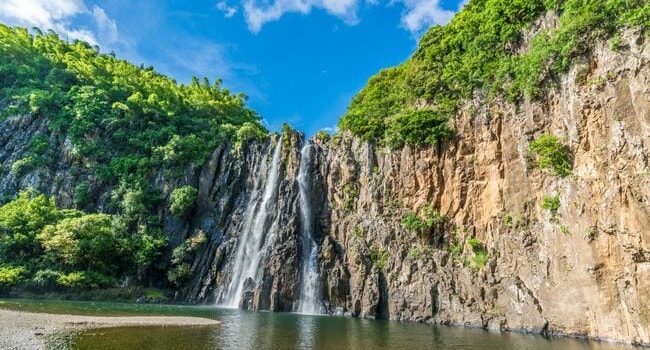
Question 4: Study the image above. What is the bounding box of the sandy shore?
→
[0,308,219,350]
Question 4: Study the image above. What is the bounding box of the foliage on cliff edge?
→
[339,0,649,147]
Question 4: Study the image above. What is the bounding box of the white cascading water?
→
[220,139,283,308]
[296,142,321,314]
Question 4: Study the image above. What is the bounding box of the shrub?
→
[143,288,168,301]
[37,213,123,276]
[503,213,513,227]
[422,204,447,226]
[0,265,26,285]
[73,182,91,209]
[0,190,61,265]
[342,184,358,212]
[168,263,192,286]
[467,238,488,271]
[315,130,330,142]
[154,134,210,165]
[369,247,389,269]
[10,156,35,176]
[167,231,206,286]
[467,238,484,252]
[31,269,64,289]
[408,247,422,259]
[560,224,571,235]
[529,134,572,177]
[56,271,116,290]
[471,250,488,271]
[585,226,597,241]
[402,205,446,232]
[353,226,363,239]
[402,211,428,231]
[234,122,267,149]
[541,194,561,217]
[169,185,198,218]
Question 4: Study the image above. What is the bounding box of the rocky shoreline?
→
[0,308,219,350]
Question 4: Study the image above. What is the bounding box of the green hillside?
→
[0,24,266,294]
[339,0,648,147]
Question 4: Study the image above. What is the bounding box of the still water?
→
[0,299,640,350]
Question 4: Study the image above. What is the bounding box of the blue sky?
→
[0,0,465,136]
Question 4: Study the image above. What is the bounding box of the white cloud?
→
[321,125,338,133]
[216,1,238,18]
[395,0,455,34]
[242,0,359,33]
[92,5,118,44]
[0,0,118,48]
[237,0,459,35]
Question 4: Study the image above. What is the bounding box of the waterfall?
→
[296,142,321,314]
[220,138,283,308]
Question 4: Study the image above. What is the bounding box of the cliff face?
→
[0,30,648,346]
[313,29,649,344]
[183,28,648,345]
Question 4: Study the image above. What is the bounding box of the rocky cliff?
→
[179,28,649,346]
[0,26,648,348]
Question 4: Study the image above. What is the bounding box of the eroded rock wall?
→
[309,29,650,345]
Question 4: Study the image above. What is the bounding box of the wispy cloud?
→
[91,5,118,45]
[241,0,359,33]
[217,0,460,35]
[216,1,238,18]
[0,0,118,48]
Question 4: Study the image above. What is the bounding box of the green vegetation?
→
[0,24,270,295]
[541,194,561,217]
[402,211,429,231]
[0,190,166,292]
[369,247,390,269]
[585,226,597,241]
[342,184,359,212]
[503,213,513,227]
[339,0,648,147]
[529,134,572,177]
[560,224,571,235]
[168,231,207,286]
[401,204,447,235]
[0,25,265,182]
[169,186,198,218]
[447,230,489,271]
[0,265,25,286]
[353,226,363,239]
[314,130,330,142]
[467,238,488,271]
[408,247,422,259]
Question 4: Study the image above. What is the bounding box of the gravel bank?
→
[0,308,219,350]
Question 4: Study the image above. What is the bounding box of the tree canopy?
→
[339,0,649,147]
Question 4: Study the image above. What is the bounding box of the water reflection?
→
[297,314,316,349]
[22,299,635,350]
[71,312,643,350]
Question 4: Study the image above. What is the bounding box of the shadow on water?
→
[0,299,642,350]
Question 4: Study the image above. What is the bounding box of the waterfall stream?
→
[296,142,321,314]
[220,139,283,308]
